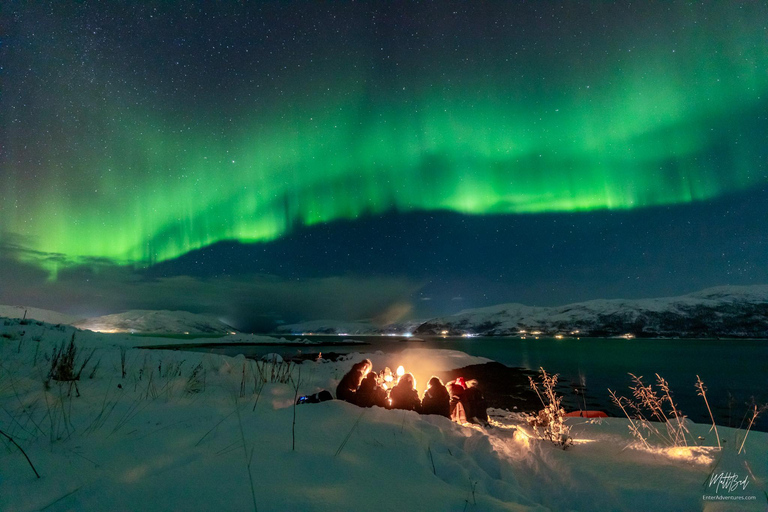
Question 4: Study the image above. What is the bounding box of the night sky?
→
[2,2,767,331]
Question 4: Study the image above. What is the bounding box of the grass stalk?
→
[695,375,720,449]
[0,428,40,478]
[235,400,258,512]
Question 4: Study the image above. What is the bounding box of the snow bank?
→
[0,305,82,325]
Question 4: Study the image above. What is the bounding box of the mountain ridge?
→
[415,285,768,338]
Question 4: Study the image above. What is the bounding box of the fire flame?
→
[396,366,405,377]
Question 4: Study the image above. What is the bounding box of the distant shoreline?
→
[268,333,768,340]
[138,340,370,350]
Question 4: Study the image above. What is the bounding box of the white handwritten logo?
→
[708,472,750,494]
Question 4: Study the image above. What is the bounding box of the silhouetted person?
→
[296,390,333,404]
[389,373,421,412]
[336,359,372,405]
[447,377,467,423]
[356,371,388,408]
[421,376,450,418]
[462,379,489,425]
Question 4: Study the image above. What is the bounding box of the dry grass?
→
[610,373,691,448]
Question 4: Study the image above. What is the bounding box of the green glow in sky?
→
[2,2,767,276]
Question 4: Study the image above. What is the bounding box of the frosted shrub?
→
[185,362,206,394]
[527,367,572,449]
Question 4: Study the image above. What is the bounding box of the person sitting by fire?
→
[336,359,372,405]
[461,379,489,426]
[421,376,450,418]
[389,372,421,412]
[446,377,467,423]
[356,370,388,408]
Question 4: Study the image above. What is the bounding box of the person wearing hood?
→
[447,377,467,423]
[389,373,421,412]
[421,376,450,418]
[336,359,372,405]
[462,379,489,425]
[356,371,388,408]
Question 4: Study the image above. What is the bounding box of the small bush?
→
[185,362,206,394]
[527,367,572,449]
[46,333,95,395]
[254,358,295,384]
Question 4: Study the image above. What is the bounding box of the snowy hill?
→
[72,310,237,334]
[415,285,768,338]
[0,305,83,325]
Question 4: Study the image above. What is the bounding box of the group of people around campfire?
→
[335,359,489,425]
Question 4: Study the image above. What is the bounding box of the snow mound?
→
[0,305,83,325]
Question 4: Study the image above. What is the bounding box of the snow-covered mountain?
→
[414,285,768,338]
[72,310,237,334]
[0,305,83,325]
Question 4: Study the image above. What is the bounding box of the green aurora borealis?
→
[2,2,768,277]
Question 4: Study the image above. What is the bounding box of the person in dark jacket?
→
[389,373,421,412]
[447,377,467,423]
[461,379,489,425]
[421,376,450,418]
[336,359,372,404]
[356,371,388,408]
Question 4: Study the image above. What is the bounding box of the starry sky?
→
[1,1,767,330]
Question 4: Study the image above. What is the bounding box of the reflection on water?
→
[173,335,768,431]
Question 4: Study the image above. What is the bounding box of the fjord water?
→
[430,336,767,431]
[188,336,768,431]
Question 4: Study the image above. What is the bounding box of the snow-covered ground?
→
[1,318,765,511]
[0,305,83,326]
